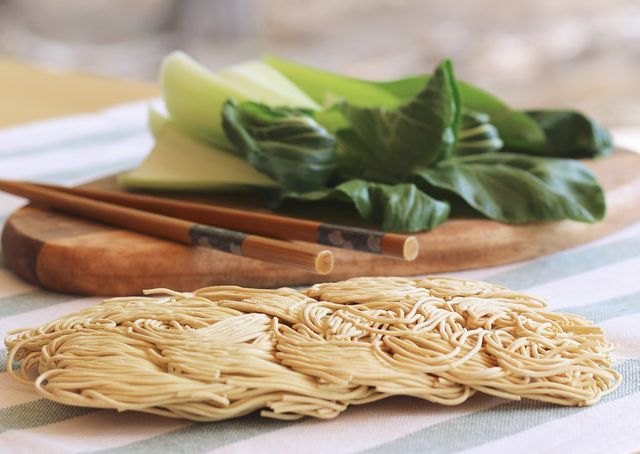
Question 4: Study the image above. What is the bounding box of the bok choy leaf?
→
[415,153,605,223]
[336,60,461,183]
[520,110,613,158]
[222,100,336,192]
[264,55,546,151]
[286,180,450,232]
[456,110,503,155]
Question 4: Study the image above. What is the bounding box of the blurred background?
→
[1,0,638,127]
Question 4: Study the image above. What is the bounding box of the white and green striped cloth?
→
[1,104,639,453]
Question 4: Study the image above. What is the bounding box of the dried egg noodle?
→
[4,277,621,421]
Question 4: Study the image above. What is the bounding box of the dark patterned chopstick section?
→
[188,224,247,255]
[316,224,383,253]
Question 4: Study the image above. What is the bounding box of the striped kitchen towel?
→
[0,104,639,453]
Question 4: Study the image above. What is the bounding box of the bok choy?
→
[120,51,612,232]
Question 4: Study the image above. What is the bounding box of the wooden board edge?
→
[1,219,43,287]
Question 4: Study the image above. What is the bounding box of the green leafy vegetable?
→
[227,57,608,232]
[453,83,545,151]
[457,110,503,155]
[287,180,450,232]
[125,52,613,234]
[264,55,546,151]
[520,110,613,158]
[222,100,336,192]
[217,60,320,111]
[264,55,400,108]
[415,153,605,223]
[337,60,461,183]
[375,76,547,152]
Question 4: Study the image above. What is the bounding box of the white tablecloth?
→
[0,103,639,453]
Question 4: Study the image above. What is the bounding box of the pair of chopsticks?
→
[0,180,419,274]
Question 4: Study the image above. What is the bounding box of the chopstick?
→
[34,183,420,261]
[0,180,334,275]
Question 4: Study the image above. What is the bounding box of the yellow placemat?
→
[0,57,158,128]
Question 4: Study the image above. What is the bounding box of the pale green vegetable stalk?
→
[218,61,319,111]
[148,106,169,138]
[122,52,320,191]
[161,51,319,150]
[119,117,277,191]
[161,52,246,149]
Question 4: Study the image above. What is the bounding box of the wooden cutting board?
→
[3,149,640,296]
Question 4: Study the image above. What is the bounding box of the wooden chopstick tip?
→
[315,250,334,275]
[403,236,420,261]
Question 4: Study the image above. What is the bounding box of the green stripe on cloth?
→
[0,291,77,318]
[0,399,96,433]
[563,290,640,323]
[361,359,640,454]
[486,235,640,290]
[0,348,6,371]
[94,415,298,454]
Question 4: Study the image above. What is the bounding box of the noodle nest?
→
[4,276,621,421]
